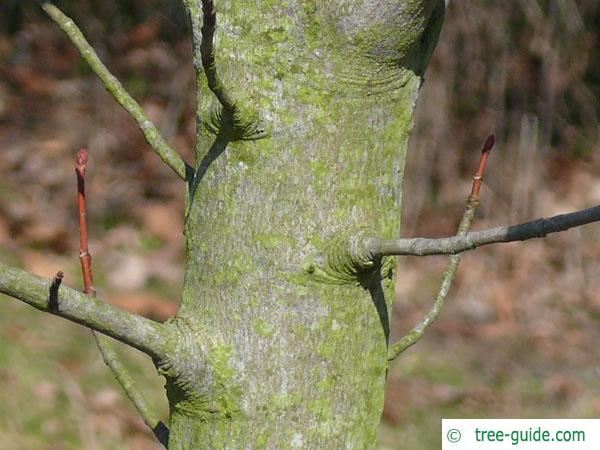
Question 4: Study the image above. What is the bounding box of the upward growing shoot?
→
[37,1,190,180]
[388,134,495,360]
[74,148,169,447]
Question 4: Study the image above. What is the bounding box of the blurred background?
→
[0,1,599,449]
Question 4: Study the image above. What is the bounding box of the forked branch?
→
[386,135,600,360]
[75,149,169,447]
[388,135,495,360]
[0,263,173,360]
[37,1,190,180]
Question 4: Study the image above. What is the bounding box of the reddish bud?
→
[76,148,89,167]
[482,134,496,153]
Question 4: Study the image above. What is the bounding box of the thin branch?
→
[184,0,264,146]
[200,0,237,113]
[75,149,169,447]
[0,262,172,360]
[92,333,170,447]
[75,149,96,296]
[37,1,190,181]
[369,205,600,257]
[388,135,495,360]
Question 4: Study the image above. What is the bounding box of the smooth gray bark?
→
[3,2,599,448]
[165,1,447,448]
[3,1,448,448]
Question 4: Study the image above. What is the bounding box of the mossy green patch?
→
[270,392,303,411]
[175,0,444,447]
[253,319,275,338]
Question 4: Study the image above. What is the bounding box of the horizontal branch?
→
[0,263,173,360]
[38,1,190,181]
[369,205,600,257]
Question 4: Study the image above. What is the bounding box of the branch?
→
[369,205,600,257]
[0,263,172,360]
[388,135,495,360]
[182,0,264,142]
[37,1,190,181]
[75,149,95,296]
[75,149,169,447]
[200,0,236,112]
[92,332,170,447]
[388,253,462,359]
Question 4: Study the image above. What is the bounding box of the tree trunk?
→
[163,1,446,448]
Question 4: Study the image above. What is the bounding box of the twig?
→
[369,205,600,257]
[37,1,190,181]
[75,149,96,296]
[470,134,495,199]
[183,0,264,147]
[91,332,170,447]
[388,135,495,360]
[48,270,63,312]
[75,148,169,447]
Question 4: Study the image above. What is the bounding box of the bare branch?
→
[74,149,169,447]
[200,0,236,112]
[92,332,170,447]
[75,148,96,296]
[37,1,190,180]
[183,0,265,145]
[386,135,600,360]
[388,253,462,360]
[369,205,600,257]
[0,263,173,360]
[388,135,494,360]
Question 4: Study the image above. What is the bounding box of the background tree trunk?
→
[164,1,446,448]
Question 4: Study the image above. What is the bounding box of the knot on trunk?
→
[302,230,380,287]
[206,103,268,141]
[158,316,241,420]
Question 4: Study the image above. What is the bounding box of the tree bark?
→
[1,1,597,448]
[163,1,446,448]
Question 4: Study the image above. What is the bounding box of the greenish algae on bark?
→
[165,1,446,448]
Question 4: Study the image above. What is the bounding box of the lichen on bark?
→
[166,1,446,448]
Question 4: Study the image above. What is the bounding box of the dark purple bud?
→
[482,134,496,153]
